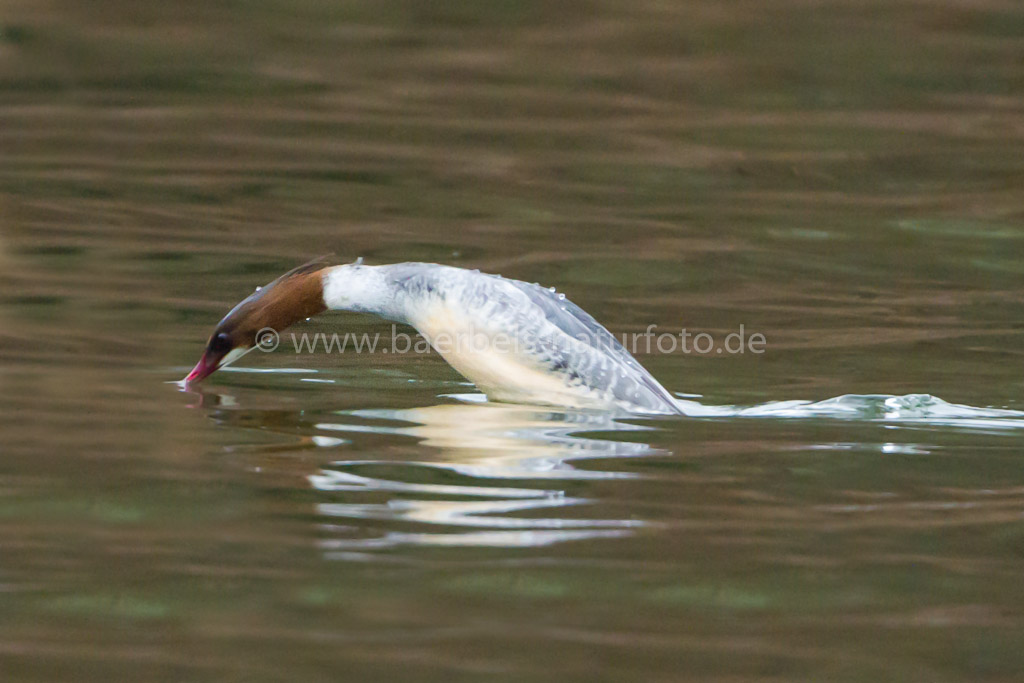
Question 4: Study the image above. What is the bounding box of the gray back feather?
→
[500,277,681,414]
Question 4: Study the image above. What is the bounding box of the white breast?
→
[412,299,611,410]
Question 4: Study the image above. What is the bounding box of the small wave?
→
[674,393,1024,430]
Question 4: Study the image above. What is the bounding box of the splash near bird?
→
[183,259,681,415]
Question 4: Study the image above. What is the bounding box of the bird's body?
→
[185,260,681,415]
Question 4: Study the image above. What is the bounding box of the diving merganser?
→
[183,259,681,415]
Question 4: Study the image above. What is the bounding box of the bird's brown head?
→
[183,258,332,385]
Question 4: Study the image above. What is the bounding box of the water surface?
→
[3,1,1024,681]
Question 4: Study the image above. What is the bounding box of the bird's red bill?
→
[183,351,219,385]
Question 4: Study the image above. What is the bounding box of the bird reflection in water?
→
[186,386,665,556]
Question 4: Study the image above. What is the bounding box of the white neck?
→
[321,264,408,323]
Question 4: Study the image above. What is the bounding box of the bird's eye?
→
[208,332,232,354]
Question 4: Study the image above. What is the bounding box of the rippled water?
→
[4,1,1024,681]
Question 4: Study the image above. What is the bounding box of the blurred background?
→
[3,1,1024,681]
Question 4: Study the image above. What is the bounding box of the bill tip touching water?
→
[183,257,683,414]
